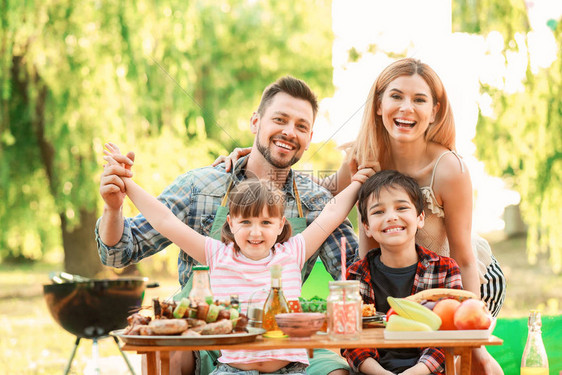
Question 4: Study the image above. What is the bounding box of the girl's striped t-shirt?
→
[204,234,309,365]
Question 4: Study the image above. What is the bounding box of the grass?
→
[484,233,562,375]
[1,233,560,374]
[0,264,178,375]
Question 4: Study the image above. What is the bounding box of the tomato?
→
[386,307,397,322]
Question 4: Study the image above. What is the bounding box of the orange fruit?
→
[433,298,461,330]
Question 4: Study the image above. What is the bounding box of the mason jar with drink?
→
[327,280,362,340]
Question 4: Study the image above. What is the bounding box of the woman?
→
[344,58,505,316]
[342,57,505,375]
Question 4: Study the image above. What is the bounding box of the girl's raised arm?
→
[301,167,375,260]
[103,144,207,264]
[315,146,380,196]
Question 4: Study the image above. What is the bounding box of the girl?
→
[103,143,374,375]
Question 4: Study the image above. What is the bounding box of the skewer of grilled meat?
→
[123,313,152,335]
[153,298,177,319]
[124,297,249,336]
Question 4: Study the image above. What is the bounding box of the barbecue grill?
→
[43,273,158,374]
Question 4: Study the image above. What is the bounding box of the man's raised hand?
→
[99,142,134,211]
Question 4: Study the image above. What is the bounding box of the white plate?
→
[384,318,496,340]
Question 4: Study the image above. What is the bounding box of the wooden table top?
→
[121,327,503,353]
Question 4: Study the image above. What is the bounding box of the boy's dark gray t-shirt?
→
[369,252,420,373]
[370,252,417,312]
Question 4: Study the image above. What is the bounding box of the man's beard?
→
[256,132,301,169]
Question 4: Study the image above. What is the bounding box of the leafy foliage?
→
[454,0,562,272]
[0,0,334,271]
[452,0,529,41]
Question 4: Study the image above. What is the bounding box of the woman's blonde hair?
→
[352,58,456,167]
[221,179,292,252]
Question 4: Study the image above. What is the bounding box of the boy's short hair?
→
[357,170,424,224]
[257,76,319,120]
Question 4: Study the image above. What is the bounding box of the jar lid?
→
[328,280,360,288]
[193,265,210,271]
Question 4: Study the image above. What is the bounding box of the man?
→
[96,76,357,374]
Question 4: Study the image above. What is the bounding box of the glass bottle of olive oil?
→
[262,264,290,334]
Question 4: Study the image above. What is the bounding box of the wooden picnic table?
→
[121,327,503,375]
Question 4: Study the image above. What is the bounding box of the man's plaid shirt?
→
[96,156,359,288]
[343,245,462,374]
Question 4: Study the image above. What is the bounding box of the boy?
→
[343,170,463,375]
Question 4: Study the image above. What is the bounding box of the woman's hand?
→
[212,146,252,172]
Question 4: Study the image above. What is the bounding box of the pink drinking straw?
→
[341,237,346,281]
[340,236,349,334]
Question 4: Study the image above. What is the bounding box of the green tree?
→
[452,0,529,39]
[453,0,562,272]
[475,25,562,273]
[0,0,333,276]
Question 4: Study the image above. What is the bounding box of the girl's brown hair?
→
[352,58,456,168]
[221,179,292,252]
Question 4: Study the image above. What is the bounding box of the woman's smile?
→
[393,118,416,129]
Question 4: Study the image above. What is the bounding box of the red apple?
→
[453,299,492,330]
[433,298,461,330]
